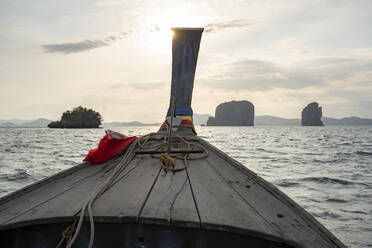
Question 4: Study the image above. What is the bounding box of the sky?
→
[1,0,372,122]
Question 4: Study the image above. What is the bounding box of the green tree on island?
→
[48,106,103,128]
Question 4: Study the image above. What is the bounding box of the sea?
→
[0,126,371,247]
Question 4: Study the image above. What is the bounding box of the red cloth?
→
[160,119,194,128]
[83,134,137,164]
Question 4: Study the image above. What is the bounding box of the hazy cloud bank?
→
[198,56,372,91]
[143,19,254,34]
[42,19,254,54]
[205,19,255,33]
[42,31,132,54]
[108,81,167,90]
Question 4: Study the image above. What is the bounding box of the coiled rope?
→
[57,129,208,248]
[137,131,208,172]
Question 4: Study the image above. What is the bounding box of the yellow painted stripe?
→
[166,115,193,121]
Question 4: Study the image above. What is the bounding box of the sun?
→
[145,24,173,53]
[142,10,203,53]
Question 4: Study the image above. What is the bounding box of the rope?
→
[137,128,208,173]
[57,128,208,248]
[57,139,138,248]
[56,220,78,248]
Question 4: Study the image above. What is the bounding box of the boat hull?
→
[1,222,295,248]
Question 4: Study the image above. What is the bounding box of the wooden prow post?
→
[167,27,204,119]
[167,96,176,154]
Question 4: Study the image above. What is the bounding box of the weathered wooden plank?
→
[1,156,142,227]
[148,136,200,142]
[185,149,282,242]
[92,155,161,221]
[135,149,204,154]
[0,162,97,211]
[200,139,345,248]
[139,166,200,228]
[0,159,118,225]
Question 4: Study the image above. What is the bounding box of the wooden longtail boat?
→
[0,28,346,248]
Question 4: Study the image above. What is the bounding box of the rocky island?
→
[48,106,103,128]
[301,102,324,126]
[207,100,254,126]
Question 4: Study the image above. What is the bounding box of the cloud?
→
[198,56,372,91]
[204,19,255,33]
[42,31,132,54]
[108,81,167,90]
[43,40,108,54]
[146,24,160,32]
[42,19,251,53]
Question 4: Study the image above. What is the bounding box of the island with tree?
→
[48,106,103,128]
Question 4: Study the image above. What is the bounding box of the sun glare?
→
[145,26,173,53]
[142,10,203,53]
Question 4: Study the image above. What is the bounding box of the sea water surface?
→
[0,126,371,247]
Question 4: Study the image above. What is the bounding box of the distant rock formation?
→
[0,121,18,128]
[102,121,160,127]
[193,113,211,126]
[322,116,372,126]
[207,100,254,126]
[301,102,324,126]
[255,116,300,126]
[22,118,52,128]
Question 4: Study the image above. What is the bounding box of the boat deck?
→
[0,131,345,248]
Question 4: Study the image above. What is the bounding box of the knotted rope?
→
[56,129,208,248]
[137,130,208,173]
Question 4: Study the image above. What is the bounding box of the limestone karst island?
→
[301,102,324,126]
[48,106,103,128]
[207,100,255,126]
[206,100,326,126]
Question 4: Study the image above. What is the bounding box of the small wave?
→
[305,152,321,155]
[356,151,372,156]
[325,198,348,203]
[340,209,368,215]
[312,158,347,164]
[4,148,16,153]
[300,176,354,185]
[313,211,342,219]
[0,171,34,181]
[275,180,300,187]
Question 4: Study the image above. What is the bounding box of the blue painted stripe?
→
[166,106,193,116]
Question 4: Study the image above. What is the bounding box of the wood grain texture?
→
[139,167,199,228]
[186,153,282,242]
[0,156,133,226]
[0,161,114,225]
[92,155,161,221]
